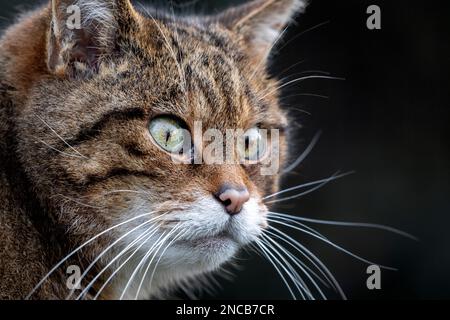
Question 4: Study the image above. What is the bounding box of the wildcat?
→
[0,0,306,299]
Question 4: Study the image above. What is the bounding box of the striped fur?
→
[0,0,304,299]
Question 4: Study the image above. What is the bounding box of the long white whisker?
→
[38,140,85,159]
[101,190,150,196]
[252,240,298,300]
[259,236,314,300]
[264,228,333,289]
[263,171,354,200]
[137,228,188,300]
[117,231,167,300]
[269,212,418,240]
[268,213,330,239]
[277,20,331,52]
[276,59,306,78]
[133,227,183,300]
[266,171,351,205]
[268,219,397,271]
[281,93,329,101]
[266,226,346,299]
[36,115,88,159]
[119,224,183,300]
[261,231,330,293]
[260,75,345,100]
[81,224,161,300]
[25,210,160,299]
[262,234,322,300]
[276,71,331,86]
[67,214,166,299]
[55,194,105,209]
[248,26,290,81]
[92,231,159,300]
[282,131,322,174]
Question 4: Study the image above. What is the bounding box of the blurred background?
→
[1,0,448,299]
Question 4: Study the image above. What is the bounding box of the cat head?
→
[16,0,306,298]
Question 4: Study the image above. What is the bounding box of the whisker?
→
[101,190,150,197]
[138,228,188,300]
[67,215,167,299]
[260,75,345,100]
[266,171,351,205]
[119,223,183,300]
[266,226,346,299]
[276,71,332,87]
[38,140,85,159]
[118,231,168,300]
[276,60,306,78]
[54,194,105,209]
[264,225,335,290]
[252,240,298,300]
[282,131,322,174]
[268,219,397,271]
[261,233,326,300]
[289,106,312,116]
[36,115,88,160]
[259,236,314,300]
[281,93,329,101]
[268,212,331,239]
[268,212,418,241]
[261,228,331,289]
[91,228,162,300]
[134,229,183,300]
[277,20,331,53]
[248,26,290,81]
[25,210,161,299]
[81,224,161,300]
[263,171,354,201]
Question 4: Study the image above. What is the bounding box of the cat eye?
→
[149,117,186,154]
[237,127,268,162]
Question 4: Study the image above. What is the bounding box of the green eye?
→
[149,117,186,154]
[237,127,268,162]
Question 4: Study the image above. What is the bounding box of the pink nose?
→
[216,185,250,215]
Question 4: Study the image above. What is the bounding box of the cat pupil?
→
[245,137,250,151]
[165,130,171,146]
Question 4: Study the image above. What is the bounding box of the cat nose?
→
[215,185,250,216]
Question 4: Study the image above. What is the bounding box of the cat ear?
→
[210,0,306,61]
[47,0,137,77]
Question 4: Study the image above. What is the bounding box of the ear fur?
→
[47,0,137,77]
[210,0,307,61]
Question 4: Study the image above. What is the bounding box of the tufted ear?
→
[210,0,306,62]
[47,0,138,77]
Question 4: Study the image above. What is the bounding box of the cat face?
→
[15,0,305,298]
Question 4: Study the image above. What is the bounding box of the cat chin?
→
[116,240,239,300]
[116,196,266,299]
[165,236,240,270]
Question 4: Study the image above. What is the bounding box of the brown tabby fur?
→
[0,0,305,299]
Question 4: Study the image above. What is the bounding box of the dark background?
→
[1,0,448,299]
